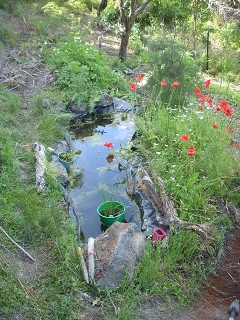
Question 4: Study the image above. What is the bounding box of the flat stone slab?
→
[94,222,145,289]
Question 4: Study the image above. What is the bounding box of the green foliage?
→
[59,152,74,162]
[215,21,240,50]
[207,48,240,78]
[0,2,239,318]
[134,82,240,223]
[138,0,193,27]
[145,33,202,106]
[199,21,240,77]
[134,230,208,301]
[0,87,22,143]
[0,122,85,318]
[0,22,19,47]
[42,0,88,16]
[44,37,128,111]
[98,0,119,27]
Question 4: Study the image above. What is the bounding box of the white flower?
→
[156,151,161,155]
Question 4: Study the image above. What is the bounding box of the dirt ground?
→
[172,229,240,320]
[1,8,240,320]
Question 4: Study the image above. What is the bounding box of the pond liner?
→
[60,184,82,245]
[126,160,170,237]
[70,97,141,124]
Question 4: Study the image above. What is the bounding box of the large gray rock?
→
[95,93,113,107]
[94,222,145,289]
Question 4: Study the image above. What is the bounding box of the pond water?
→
[68,114,141,243]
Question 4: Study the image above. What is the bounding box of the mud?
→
[190,230,240,320]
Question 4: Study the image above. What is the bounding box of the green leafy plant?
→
[59,152,74,162]
[145,33,202,106]
[44,37,128,112]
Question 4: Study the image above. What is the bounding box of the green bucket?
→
[58,154,73,171]
[97,201,125,226]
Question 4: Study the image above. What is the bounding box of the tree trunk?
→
[97,0,108,16]
[118,0,151,61]
[119,30,131,61]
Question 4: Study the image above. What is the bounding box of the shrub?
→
[145,33,202,106]
[44,37,127,111]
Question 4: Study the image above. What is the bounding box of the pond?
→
[68,113,142,243]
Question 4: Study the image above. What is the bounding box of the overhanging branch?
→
[135,0,151,17]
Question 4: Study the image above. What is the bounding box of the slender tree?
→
[118,0,151,61]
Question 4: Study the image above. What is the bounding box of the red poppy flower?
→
[204,79,211,87]
[212,124,218,129]
[224,107,233,116]
[135,75,143,82]
[171,81,180,87]
[129,83,138,91]
[219,100,229,109]
[188,146,195,156]
[160,80,167,86]
[207,98,213,107]
[194,88,201,96]
[236,143,240,148]
[198,95,208,102]
[104,142,113,148]
[198,105,203,109]
[215,106,221,112]
[180,134,190,141]
[228,126,233,132]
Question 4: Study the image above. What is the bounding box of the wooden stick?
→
[226,271,238,284]
[22,17,30,35]
[88,237,95,284]
[77,248,89,284]
[0,226,35,262]
[9,1,13,15]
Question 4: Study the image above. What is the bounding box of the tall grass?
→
[135,80,239,222]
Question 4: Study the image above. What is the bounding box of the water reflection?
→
[69,114,141,242]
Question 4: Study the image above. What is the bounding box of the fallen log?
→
[32,142,46,192]
[136,168,214,240]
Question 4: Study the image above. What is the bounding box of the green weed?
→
[43,37,128,111]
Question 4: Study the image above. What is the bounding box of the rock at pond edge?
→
[94,222,145,289]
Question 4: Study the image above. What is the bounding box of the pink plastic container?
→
[152,228,167,245]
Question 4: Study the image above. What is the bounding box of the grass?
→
[0,0,239,319]
[0,87,87,318]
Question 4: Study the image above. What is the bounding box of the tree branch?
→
[135,0,151,17]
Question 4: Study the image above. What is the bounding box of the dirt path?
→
[177,229,240,320]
